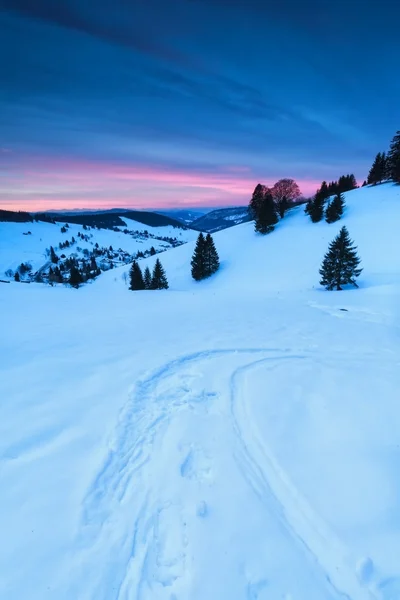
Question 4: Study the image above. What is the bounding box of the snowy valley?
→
[1,183,400,600]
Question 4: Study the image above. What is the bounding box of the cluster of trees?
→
[305,176,356,223]
[129,258,168,290]
[191,233,220,280]
[49,256,101,287]
[325,193,345,223]
[367,130,400,185]
[128,231,220,291]
[319,226,362,291]
[249,179,301,235]
[58,237,76,250]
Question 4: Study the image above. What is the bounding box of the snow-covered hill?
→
[0,217,197,281]
[1,183,400,600]
[190,205,251,232]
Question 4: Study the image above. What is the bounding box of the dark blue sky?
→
[1,0,399,210]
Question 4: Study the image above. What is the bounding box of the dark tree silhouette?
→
[143,266,152,289]
[69,265,83,288]
[254,192,278,234]
[367,152,387,185]
[249,183,268,220]
[308,186,326,222]
[50,246,59,264]
[319,226,362,290]
[272,178,301,218]
[151,259,169,289]
[325,192,345,223]
[204,233,220,277]
[387,130,400,183]
[191,233,207,280]
[129,260,145,290]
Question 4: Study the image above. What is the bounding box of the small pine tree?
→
[325,192,345,223]
[319,226,362,290]
[50,246,59,264]
[150,246,156,256]
[204,233,220,277]
[69,265,83,288]
[254,192,278,234]
[387,130,400,184]
[308,189,325,222]
[191,233,207,280]
[143,266,152,289]
[14,271,20,282]
[151,259,168,289]
[129,260,145,290]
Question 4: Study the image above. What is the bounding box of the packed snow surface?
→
[1,183,400,600]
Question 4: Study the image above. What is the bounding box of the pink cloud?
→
[0,154,320,211]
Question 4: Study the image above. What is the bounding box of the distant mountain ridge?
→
[0,208,189,230]
[190,206,251,232]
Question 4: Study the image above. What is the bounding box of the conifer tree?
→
[69,264,83,288]
[191,233,207,280]
[249,183,267,220]
[143,266,152,289]
[151,259,168,289]
[367,152,387,185]
[308,187,326,222]
[14,271,20,282]
[325,192,345,223]
[254,192,278,234]
[50,246,59,264]
[319,226,362,290]
[387,130,400,183]
[129,260,145,290]
[53,266,62,283]
[204,233,220,277]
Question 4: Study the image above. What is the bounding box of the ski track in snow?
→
[77,348,391,600]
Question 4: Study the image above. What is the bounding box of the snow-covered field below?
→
[1,183,400,600]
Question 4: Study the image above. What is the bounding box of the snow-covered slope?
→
[191,205,251,232]
[1,183,400,600]
[0,218,197,277]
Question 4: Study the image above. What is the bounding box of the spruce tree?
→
[254,192,278,234]
[319,226,362,290]
[191,233,206,280]
[325,192,345,223]
[204,233,220,277]
[367,152,387,185]
[249,183,267,220]
[143,266,152,289]
[14,271,20,282]
[129,260,145,290]
[151,259,168,289]
[69,264,83,288]
[50,246,59,263]
[387,130,400,183]
[308,188,325,222]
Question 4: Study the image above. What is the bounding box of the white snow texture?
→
[1,182,400,600]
